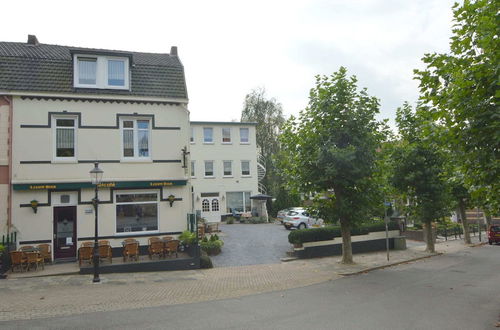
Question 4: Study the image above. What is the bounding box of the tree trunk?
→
[340,218,353,264]
[423,222,435,253]
[458,199,471,244]
[484,210,492,226]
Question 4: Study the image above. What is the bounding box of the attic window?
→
[74,55,129,90]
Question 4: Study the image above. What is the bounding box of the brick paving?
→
[0,236,485,322]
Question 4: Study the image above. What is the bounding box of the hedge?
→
[288,221,400,244]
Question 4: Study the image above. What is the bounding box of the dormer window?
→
[74,55,129,89]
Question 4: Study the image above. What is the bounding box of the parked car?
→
[277,207,301,223]
[283,209,323,230]
[487,224,500,245]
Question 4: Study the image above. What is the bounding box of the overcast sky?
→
[1,0,457,125]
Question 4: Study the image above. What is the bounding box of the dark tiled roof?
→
[0,41,188,99]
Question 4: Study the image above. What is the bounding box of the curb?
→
[338,253,442,276]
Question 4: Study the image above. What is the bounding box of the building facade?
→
[189,122,261,222]
[0,36,192,260]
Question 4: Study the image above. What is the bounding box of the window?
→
[77,58,97,85]
[204,160,214,177]
[240,128,249,143]
[223,161,232,176]
[116,192,158,233]
[222,127,231,143]
[54,117,77,160]
[191,161,195,178]
[190,127,194,143]
[203,127,213,143]
[202,199,210,212]
[226,191,251,213]
[211,199,219,211]
[74,55,129,89]
[241,160,250,176]
[121,118,151,159]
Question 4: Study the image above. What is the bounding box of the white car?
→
[283,209,323,230]
[277,207,301,223]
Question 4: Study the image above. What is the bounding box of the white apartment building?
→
[189,122,263,222]
[0,36,192,261]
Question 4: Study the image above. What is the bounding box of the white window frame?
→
[120,117,152,162]
[74,54,130,90]
[241,160,251,177]
[240,127,250,144]
[222,127,232,144]
[223,160,233,177]
[191,160,196,178]
[204,160,215,178]
[52,115,78,162]
[114,190,160,235]
[226,191,252,213]
[203,127,214,144]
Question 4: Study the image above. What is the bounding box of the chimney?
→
[27,35,39,46]
[170,46,178,56]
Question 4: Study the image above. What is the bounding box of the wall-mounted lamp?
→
[167,194,176,207]
[30,200,39,213]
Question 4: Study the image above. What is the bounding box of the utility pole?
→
[384,201,391,262]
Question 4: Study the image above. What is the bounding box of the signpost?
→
[384,201,391,261]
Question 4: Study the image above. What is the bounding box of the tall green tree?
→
[414,0,499,212]
[241,88,288,214]
[391,103,452,253]
[279,68,387,264]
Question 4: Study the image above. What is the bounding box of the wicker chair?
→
[98,244,113,264]
[78,246,93,266]
[19,245,34,252]
[162,236,174,241]
[37,244,52,263]
[148,240,164,259]
[9,251,27,272]
[164,239,179,258]
[122,242,139,262]
[25,252,44,271]
[81,241,94,247]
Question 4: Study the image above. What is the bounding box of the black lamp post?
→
[90,162,103,283]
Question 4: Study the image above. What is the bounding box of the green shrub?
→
[288,221,401,244]
[200,240,222,255]
[249,217,267,224]
[179,231,197,245]
[200,255,213,268]
[202,236,208,243]
[0,245,5,254]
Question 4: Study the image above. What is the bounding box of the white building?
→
[189,122,264,222]
[0,36,192,261]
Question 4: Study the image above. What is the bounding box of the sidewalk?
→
[0,236,486,321]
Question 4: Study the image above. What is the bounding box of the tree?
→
[414,0,499,213]
[279,68,387,264]
[391,103,452,253]
[241,88,288,214]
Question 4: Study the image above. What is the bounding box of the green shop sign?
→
[13,180,188,191]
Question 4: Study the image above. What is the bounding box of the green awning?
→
[13,180,188,191]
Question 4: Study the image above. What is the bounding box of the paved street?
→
[2,244,498,330]
[211,223,291,267]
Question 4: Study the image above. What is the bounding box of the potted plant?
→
[178,231,196,252]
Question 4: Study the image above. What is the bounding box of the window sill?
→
[191,176,196,179]
[241,175,252,178]
[222,142,233,145]
[223,175,234,178]
[203,142,214,145]
[240,142,250,145]
[114,230,159,236]
[204,176,215,179]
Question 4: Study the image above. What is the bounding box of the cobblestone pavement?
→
[211,222,291,267]
[0,236,485,322]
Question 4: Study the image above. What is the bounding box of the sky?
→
[1,0,457,126]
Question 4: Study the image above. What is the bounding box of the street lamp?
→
[90,162,103,283]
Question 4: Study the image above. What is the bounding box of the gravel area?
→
[210,222,292,267]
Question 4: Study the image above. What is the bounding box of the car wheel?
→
[298,223,306,230]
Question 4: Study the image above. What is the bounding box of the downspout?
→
[3,96,13,244]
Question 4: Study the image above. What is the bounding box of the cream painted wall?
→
[11,96,192,253]
[189,124,259,217]
[11,97,190,182]
[0,103,9,165]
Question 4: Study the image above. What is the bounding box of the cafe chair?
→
[123,242,139,262]
[25,251,44,271]
[148,239,164,259]
[98,243,113,264]
[37,244,52,263]
[164,240,179,258]
[9,251,27,273]
[78,246,93,266]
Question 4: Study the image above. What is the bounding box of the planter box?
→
[293,230,404,259]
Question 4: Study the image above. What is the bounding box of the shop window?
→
[116,192,158,233]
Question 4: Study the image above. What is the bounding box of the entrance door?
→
[201,197,221,222]
[53,206,77,259]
